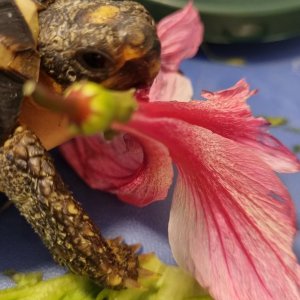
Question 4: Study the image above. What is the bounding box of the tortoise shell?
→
[0,0,39,144]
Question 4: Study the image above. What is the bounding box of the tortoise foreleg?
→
[0,126,138,288]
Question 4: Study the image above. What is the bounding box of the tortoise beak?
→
[100,52,161,90]
[100,26,161,90]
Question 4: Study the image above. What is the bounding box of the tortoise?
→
[0,0,160,289]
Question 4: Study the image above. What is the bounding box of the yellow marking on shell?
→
[15,0,39,44]
[0,0,39,80]
[10,51,40,80]
[0,44,14,69]
[87,5,120,24]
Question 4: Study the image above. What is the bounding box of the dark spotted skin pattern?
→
[0,126,138,288]
[38,0,160,89]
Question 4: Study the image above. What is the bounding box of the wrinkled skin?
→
[0,0,160,289]
[38,0,160,89]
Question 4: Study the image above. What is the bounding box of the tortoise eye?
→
[76,50,111,71]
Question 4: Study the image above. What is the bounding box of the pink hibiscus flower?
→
[61,79,300,299]
[59,3,300,300]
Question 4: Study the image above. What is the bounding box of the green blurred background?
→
[138,0,300,43]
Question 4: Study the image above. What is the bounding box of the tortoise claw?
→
[129,243,142,254]
[109,236,124,245]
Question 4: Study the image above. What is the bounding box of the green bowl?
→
[138,0,300,43]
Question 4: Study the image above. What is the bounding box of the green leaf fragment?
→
[293,144,300,153]
[264,116,288,127]
[286,127,300,134]
[11,272,42,288]
[0,254,213,300]
[3,270,42,288]
[0,274,100,300]
[97,254,211,300]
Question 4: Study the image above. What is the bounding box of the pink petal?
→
[60,134,143,190]
[60,134,173,206]
[149,71,193,101]
[200,78,256,102]
[114,131,173,206]
[138,80,300,173]
[134,87,150,102]
[157,1,204,72]
[121,114,300,300]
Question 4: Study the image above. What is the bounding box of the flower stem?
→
[23,81,78,119]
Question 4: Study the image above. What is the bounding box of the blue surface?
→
[1,38,300,289]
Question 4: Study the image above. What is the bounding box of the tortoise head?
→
[38,0,161,90]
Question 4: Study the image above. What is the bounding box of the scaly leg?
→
[0,126,138,288]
